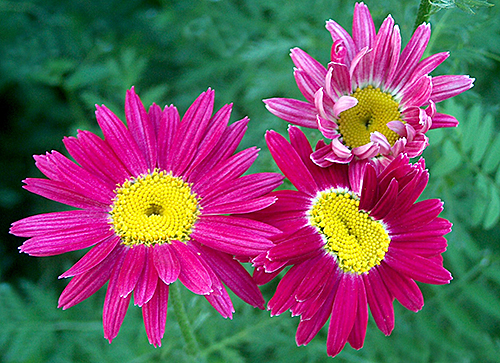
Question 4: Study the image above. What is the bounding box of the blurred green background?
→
[1,0,500,361]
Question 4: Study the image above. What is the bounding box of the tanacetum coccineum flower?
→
[264,2,474,167]
[249,126,452,357]
[10,87,283,346]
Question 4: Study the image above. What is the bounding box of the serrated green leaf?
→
[463,281,500,321]
[461,105,482,154]
[431,139,463,177]
[470,174,490,227]
[471,114,494,164]
[481,131,500,174]
[483,183,500,229]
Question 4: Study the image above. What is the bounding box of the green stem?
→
[414,0,433,30]
[170,282,202,360]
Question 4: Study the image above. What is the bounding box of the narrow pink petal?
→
[362,268,394,335]
[188,118,249,183]
[125,87,157,170]
[59,235,121,278]
[317,115,338,139]
[171,240,213,295]
[326,20,356,63]
[326,273,359,357]
[347,279,368,350]
[379,262,424,312]
[430,113,458,129]
[95,104,148,176]
[266,130,319,195]
[388,23,431,91]
[205,287,235,318]
[169,89,215,176]
[333,96,358,118]
[311,142,350,166]
[198,244,265,309]
[348,158,369,195]
[430,75,474,103]
[147,103,162,135]
[34,151,114,205]
[349,46,371,87]
[142,280,169,347]
[352,2,375,51]
[103,254,132,343]
[328,62,352,97]
[20,223,114,257]
[63,131,129,186]
[369,178,399,220]
[267,226,324,261]
[183,103,232,176]
[117,245,147,298]
[157,105,180,171]
[201,196,277,215]
[384,248,452,284]
[268,260,316,316]
[383,25,402,87]
[295,69,322,103]
[330,136,353,159]
[370,132,392,155]
[264,98,318,128]
[390,237,448,257]
[295,253,335,302]
[193,147,258,196]
[153,243,180,285]
[192,216,275,256]
[369,15,396,87]
[134,248,159,306]
[359,163,378,212]
[11,210,108,237]
[290,47,327,86]
[389,198,444,229]
[58,245,125,309]
[400,75,432,108]
[386,120,406,136]
[351,142,380,159]
[295,291,335,346]
[201,173,283,207]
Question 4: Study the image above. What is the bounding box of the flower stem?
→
[414,0,433,30]
[170,282,202,361]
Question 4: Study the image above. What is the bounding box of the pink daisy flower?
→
[10,87,283,347]
[264,2,474,166]
[250,126,452,357]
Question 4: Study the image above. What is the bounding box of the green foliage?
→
[1,0,500,362]
[431,0,494,14]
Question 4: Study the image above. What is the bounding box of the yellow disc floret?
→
[109,170,200,247]
[338,86,402,149]
[309,189,390,274]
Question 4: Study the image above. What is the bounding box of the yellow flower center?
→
[309,189,390,274]
[109,170,200,247]
[338,86,403,149]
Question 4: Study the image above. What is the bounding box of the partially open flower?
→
[264,2,474,166]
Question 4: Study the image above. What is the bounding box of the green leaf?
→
[483,183,500,229]
[471,114,494,164]
[481,132,500,174]
[431,139,462,177]
[471,174,490,227]
[460,104,482,154]
[463,281,500,321]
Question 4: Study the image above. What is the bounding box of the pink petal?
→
[205,287,235,319]
[370,132,392,155]
[333,95,358,118]
[379,262,424,312]
[117,244,147,298]
[290,47,327,86]
[362,268,394,335]
[171,240,213,295]
[351,142,380,159]
[347,279,368,350]
[134,248,159,306]
[95,104,147,176]
[326,19,356,64]
[103,255,132,343]
[352,2,375,52]
[125,87,157,170]
[153,243,180,285]
[157,105,180,171]
[326,273,360,357]
[431,75,475,103]
[142,280,169,347]
[264,98,318,128]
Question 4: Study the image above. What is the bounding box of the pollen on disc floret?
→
[109,169,200,247]
[309,189,390,274]
[338,85,403,149]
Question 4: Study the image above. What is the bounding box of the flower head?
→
[264,2,474,166]
[250,126,452,357]
[10,87,283,346]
